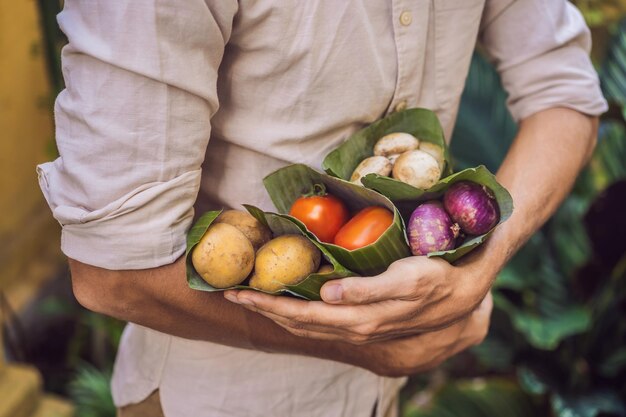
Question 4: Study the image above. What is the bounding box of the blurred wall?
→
[0,0,64,308]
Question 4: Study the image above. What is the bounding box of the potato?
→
[214,209,272,251]
[350,156,392,185]
[418,142,445,172]
[191,223,255,288]
[317,264,334,274]
[392,150,441,189]
[373,132,419,157]
[249,235,321,292]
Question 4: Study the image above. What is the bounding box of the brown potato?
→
[191,223,255,288]
[317,264,334,274]
[214,209,272,251]
[249,235,321,292]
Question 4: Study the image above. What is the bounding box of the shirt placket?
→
[388,0,431,115]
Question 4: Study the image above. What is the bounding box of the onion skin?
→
[443,181,500,235]
[408,201,460,256]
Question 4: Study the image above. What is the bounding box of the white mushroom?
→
[392,150,441,189]
[387,153,401,165]
[418,141,446,172]
[350,156,393,185]
[373,132,420,157]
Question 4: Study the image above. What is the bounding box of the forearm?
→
[463,107,598,279]
[68,257,370,369]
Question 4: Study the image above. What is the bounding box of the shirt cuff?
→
[502,45,608,122]
[38,163,201,270]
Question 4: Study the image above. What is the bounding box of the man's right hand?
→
[365,293,492,377]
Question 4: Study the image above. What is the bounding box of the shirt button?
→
[395,100,408,112]
[399,11,412,26]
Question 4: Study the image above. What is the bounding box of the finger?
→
[230,290,419,342]
[240,300,405,344]
[243,303,355,338]
[321,257,447,305]
[230,289,361,329]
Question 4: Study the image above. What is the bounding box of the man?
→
[37,1,606,416]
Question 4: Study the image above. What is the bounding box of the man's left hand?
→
[224,255,493,344]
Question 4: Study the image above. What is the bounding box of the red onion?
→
[408,201,460,255]
[443,181,499,235]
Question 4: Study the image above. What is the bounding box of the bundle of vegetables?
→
[323,107,513,263]
[186,108,512,299]
[408,181,500,255]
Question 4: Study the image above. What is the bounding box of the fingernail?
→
[322,284,343,302]
[224,293,239,303]
[237,297,255,307]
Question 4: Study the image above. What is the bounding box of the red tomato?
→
[289,193,349,243]
[333,207,393,250]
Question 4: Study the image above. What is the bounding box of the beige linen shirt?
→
[38,1,606,416]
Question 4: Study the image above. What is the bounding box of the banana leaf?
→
[364,165,513,263]
[186,207,354,300]
[404,378,536,417]
[600,18,626,107]
[322,107,452,181]
[262,163,411,276]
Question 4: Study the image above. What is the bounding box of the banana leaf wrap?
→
[322,107,453,181]
[322,107,513,262]
[262,163,411,276]
[186,206,353,300]
[364,165,514,263]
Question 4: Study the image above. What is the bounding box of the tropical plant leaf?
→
[546,196,592,277]
[404,378,536,417]
[599,348,626,377]
[576,122,626,198]
[69,363,115,417]
[518,366,626,417]
[263,163,411,276]
[506,305,592,351]
[363,165,513,263]
[449,52,517,172]
[322,107,452,180]
[470,335,515,371]
[600,18,626,105]
[552,390,626,417]
[185,207,353,300]
[517,366,549,396]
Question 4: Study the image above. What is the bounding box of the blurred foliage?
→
[68,363,115,417]
[421,16,626,417]
[574,0,626,27]
[37,0,65,95]
[405,378,538,417]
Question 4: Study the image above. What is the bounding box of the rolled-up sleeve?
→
[37,0,238,269]
[480,0,608,121]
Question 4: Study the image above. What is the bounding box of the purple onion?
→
[408,201,460,256]
[443,181,500,235]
